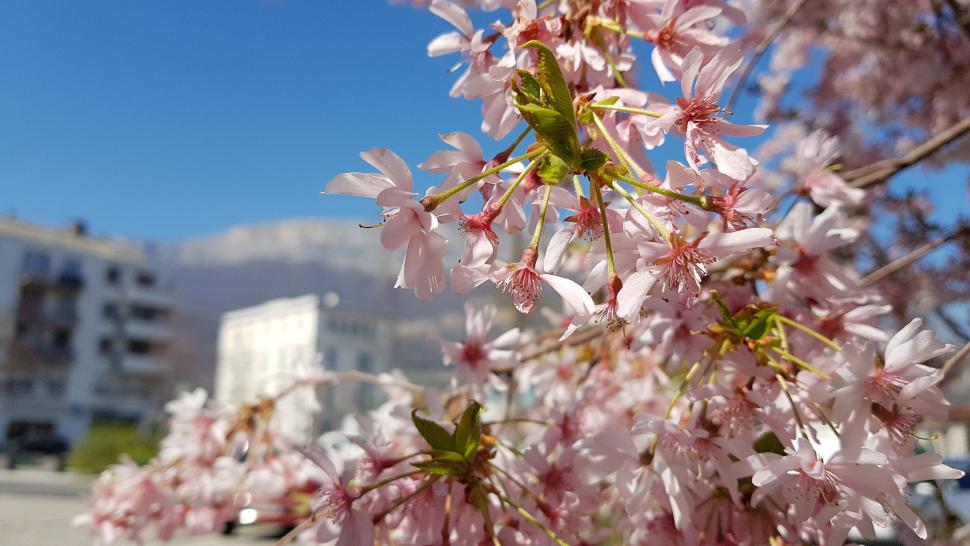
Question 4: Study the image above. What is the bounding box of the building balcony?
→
[19,271,84,292]
[126,286,173,310]
[123,318,172,341]
[118,354,167,377]
[14,306,77,329]
[7,341,72,366]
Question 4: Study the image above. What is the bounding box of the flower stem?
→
[426,146,547,211]
[773,369,808,437]
[770,347,831,380]
[590,177,617,278]
[500,152,546,211]
[590,102,663,119]
[372,478,436,524]
[572,175,585,198]
[601,49,628,88]
[664,359,702,420]
[528,183,554,248]
[356,469,423,495]
[775,315,842,351]
[590,111,648,179]
[494,126,532,163]
[591,18,647,41]
[491,490,571,546]
[607,179,671,242]
[619,174,706,207]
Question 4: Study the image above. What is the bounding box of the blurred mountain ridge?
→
[155,218,469,392]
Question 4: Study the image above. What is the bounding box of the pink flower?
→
[632,227,774,299]
[784,130,865,207]
[457,205,501,265]
[427,0,520,138]
[395,230,448,301]
[498,247,596,315]
[419,131,490,198]
[772,202,860,301]
[439,302,521,385]
[751,440,899,523]
[299,446,376,546]
[630,0,729,83]
[543,192,623,273]
[827,318,953,441]
[326,148,448,301]
[704,184,775,231]
[653,47,766,180]
[810,302,892,343]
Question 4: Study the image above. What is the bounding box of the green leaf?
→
[428,449,468,464]
[522,40,576,128]
[515,70,543,103]
[411,409,456,452]
[517,103,580,167]
[579,147,608,173]
[454,402,483,461]
[602,161,630,181]
[742,309,776,341]
[538,153,571,184]
[412,460,464,477]
[710,291,740,331]
[753,431,786,455]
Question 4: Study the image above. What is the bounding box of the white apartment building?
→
[215,293,392,443]
[0,217,173,446]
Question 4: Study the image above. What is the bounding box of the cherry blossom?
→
[78,1,969,545]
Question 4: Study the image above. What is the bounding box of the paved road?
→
[0,469,274,546]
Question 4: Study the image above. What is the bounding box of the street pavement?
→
[0,469,274,546]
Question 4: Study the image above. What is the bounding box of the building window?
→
[357,352,373,373]
[46,380,65,397]
[127,339,153,355]
[130,305,162,321]
[103,303,120,319]
[356,352,376,408]
[135,271,156,288]
[99,337,113,355]
[3,379,34,397]
[52,329,71,350]
[105,266,121,285]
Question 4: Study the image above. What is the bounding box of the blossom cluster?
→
[74,390,325,545]
[79,1,966,545]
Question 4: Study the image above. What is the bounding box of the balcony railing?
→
[19,271,84,292]
[123,318,172,341]
[125,285,173,309]
[14,305,78,328]
[118,354,167,377]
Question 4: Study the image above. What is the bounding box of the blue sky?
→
[1,1,966,242]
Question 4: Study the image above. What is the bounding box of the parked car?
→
[4,434,69,470]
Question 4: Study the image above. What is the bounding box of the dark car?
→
[4,435,69,469]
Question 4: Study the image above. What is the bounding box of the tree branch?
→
[844,116,970,189]
[943,341,970,376]
[860,227,968,287]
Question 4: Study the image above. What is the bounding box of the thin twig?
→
[860,227,968,286]
[725,0,809,112]
[943,341,970,376]
[275,511,318,546]
[844,116,970,189]
[517,325,606,362]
